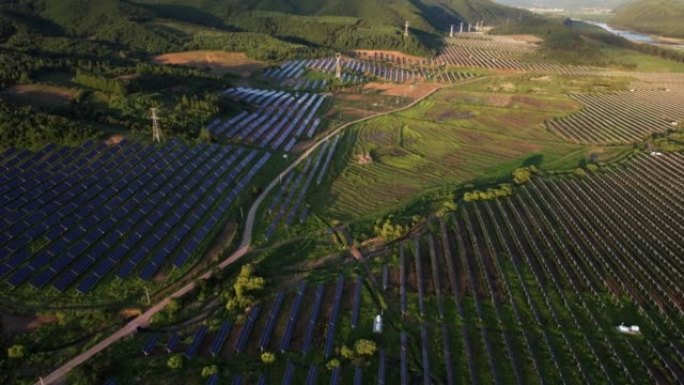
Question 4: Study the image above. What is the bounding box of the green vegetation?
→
[7,344,26,359]
[309,76,629,222]
[611,0,684,38]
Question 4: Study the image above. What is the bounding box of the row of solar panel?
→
[1,141,270,293]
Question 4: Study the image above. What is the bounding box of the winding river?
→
[582,20,684,50]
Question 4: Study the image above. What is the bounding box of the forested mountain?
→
[610,0,684,38]
[493,0,624,10]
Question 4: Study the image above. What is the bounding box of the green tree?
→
[167,354,184,370]
[201,365,218,377]
[354,339,377,356]
[7,344,26,359]
[513,167,532,184]
[326,358,341,370]
[341,345,355,360]
[574,168,587,178]
[261,352,276,364]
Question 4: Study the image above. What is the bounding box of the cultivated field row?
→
[0,140,270,293]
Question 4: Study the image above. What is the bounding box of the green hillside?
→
[611,0,684,38]
[0,0,528,59]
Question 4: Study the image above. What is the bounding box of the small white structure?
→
[651,151,663,157]
[373,314,383,334]
[617,323,641,335]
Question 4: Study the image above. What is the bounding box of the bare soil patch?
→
[363,82,443,99]
[105,135,126,146]
[2,313,57,334]
[511,35,543,44]
[356,153,373,165]
[153,51,267,77]
[2,84,75,107]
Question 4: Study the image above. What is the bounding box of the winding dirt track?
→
[35,78,486,385]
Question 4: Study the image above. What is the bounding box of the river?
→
[582,20,684,50]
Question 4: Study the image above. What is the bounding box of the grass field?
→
[308,75,632,221]
[153,51,267,77]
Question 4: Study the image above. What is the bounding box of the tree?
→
[354,339,377,356]
[7,344,26,359]
[574,168,587,178]
[199,128,212,143]
[261,352,276,364]
[513,167,532,184]
[167,354,184,370]
[326,358,341,370]
[201,365,218,377]
[341,345,355,360]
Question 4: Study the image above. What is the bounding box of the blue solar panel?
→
[205,374,219,385]
[166,331,180,353]
[53,270,79,292]
[185,324,208,359]
[210,320,232,357]
[77,274,100,294]
[231,376,242,385]
[330,367,341,385]
[142,334,159,356]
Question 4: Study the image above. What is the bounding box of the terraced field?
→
[312,84,609,220]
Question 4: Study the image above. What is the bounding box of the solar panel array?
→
[207,88,327,152]
[0,140,270,293]
[262,57,478,85]
[265,137,340,239]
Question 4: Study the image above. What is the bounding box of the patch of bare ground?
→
[2,84,75,107]
[363,82,444,99]
[1,313,57,334]
[152,51,267,77]
[356,153,373,165]
[105,134,126,146]
[511,35,543,44]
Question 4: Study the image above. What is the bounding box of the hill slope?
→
[610,0,684,38]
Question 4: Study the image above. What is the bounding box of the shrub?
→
[261,352,276,364]
[326,358,341,370]
[7,344,26,359]
[167,354,184,369]
[354,339,377,356]
[513,168,532,184]
[201,365,218,378]
[341,345,355,360]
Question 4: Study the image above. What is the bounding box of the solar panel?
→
[185,324,207,359]
[210,320,232,356]
[166,331,180,353]
[235,306,261,353]
[142,334,159,356]
[205,374,219,385]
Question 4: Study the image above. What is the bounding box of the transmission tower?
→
[335,53,343,80]
[150,108,163,143]
[450,24,454,38]
[404,21,410,38]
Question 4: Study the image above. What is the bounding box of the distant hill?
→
[610,0,684,38]
[1,0,526,58]
[493,0,624,10]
